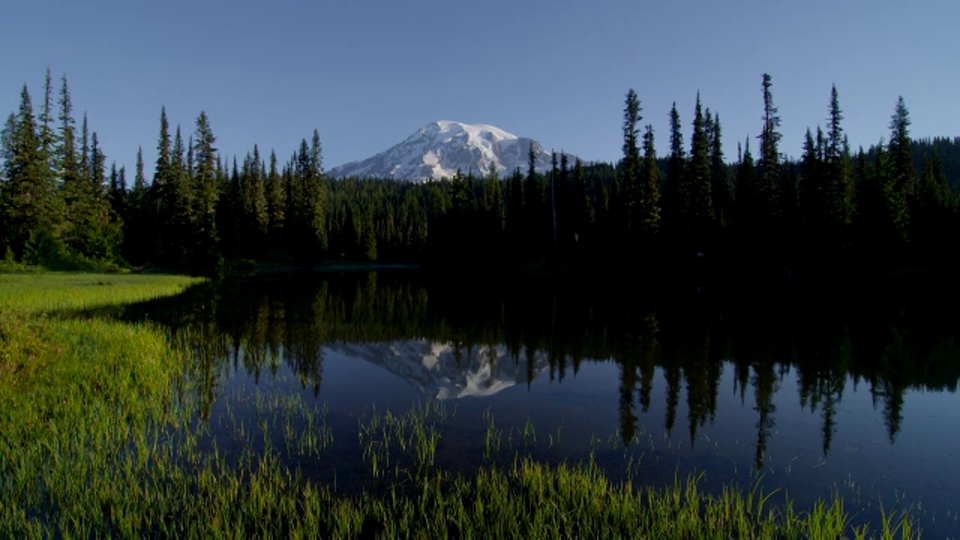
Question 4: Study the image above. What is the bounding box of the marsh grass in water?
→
[0,273,920,538]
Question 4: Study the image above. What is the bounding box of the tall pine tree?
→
[662,102,685,246]
[825,85,853,244]
[757,73,782,233]
[887,96,912,246]
[192,111,220,269]
[684,92,714,253]
[621,89,643,236]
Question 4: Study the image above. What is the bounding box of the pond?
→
[122,269,960,536]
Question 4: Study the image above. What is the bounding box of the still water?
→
[123,270,960,536]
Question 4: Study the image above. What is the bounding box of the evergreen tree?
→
[662,102,685,243]
[80,113,89,181]
[151,108,173,263]
[166,125,194,266]
[888,96,913,244]
[639,124,660,240]
[621,89,642,235]
[154,108,172,191]
[57,75,80,189]
[1,85,61,261]
[90,132,105,192]
[757,73,782,235]
[244,146,269,255]
[265,149,286,250]
[56,106,116,263]
[684,92,714,252]
[889,97,914,196]
[825,85,853,243]
[133,147,145,194]
[55,75,91,262]
[709,113,732,228]
[826,85,843,162]
[306,129,329,253]
[83,132,120,260]
[877,140,908,246]
[108,162,127,220]
[39,68,56,170]
[288,131,328,260]
[192,111,220,269]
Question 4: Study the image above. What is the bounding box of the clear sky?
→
[2,0,957,177]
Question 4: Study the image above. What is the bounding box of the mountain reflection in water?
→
[329,341,550,399]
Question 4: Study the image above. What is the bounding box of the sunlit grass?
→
[0,272,204,314]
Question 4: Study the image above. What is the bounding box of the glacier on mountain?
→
[328,120,564,181]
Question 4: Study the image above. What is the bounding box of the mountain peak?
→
[329,121,565,181]
[427,120,518,143]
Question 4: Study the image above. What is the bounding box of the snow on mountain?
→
[328,121,566,181]
[327,340,551,399]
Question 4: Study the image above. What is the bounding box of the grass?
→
[0,272,205,314]
[0,273,204,441]
[0,272,920,538]
[0,272,204,535]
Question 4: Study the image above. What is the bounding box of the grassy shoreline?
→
[0,272,918,538]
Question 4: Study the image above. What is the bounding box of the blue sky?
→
[2,0,957,176]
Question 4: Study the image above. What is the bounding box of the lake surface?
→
[122,269,960,536]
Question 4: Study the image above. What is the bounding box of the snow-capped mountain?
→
[328,121,566,181]
[328,340,551,399]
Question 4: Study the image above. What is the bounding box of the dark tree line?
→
[2,71,959,272]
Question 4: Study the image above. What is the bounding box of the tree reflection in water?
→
[122,269,960,467]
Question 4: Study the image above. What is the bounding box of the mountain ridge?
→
[328,120,571,181]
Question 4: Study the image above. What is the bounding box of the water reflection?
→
[329,341,550,398]
[123,269,960,468]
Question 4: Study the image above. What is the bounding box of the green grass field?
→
[0,272,205,314]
